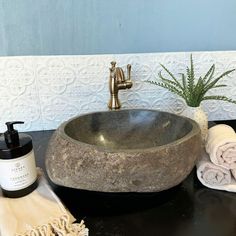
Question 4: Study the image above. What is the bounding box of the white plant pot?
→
[182,105,208,142]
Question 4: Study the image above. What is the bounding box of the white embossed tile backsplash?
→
[0,51,236,132]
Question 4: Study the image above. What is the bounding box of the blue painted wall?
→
[0,0,236,56]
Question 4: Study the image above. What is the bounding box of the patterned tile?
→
[0,51,235,132]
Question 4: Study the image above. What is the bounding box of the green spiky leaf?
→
[145,54,236,107]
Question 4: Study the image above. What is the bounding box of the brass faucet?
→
[108,61,133,110]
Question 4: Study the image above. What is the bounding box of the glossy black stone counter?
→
[29,121,236,236]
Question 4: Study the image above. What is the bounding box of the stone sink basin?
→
[45,109,201,192]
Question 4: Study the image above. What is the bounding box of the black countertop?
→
[29,121,236,236]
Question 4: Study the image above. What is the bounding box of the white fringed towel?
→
[197,151,236,192]
[0,169,89,236]
[206,124,236,169]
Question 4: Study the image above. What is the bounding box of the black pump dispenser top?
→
[0,121,32,159]
[4,121,24,147]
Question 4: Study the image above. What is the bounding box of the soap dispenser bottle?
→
[0,121,38,198]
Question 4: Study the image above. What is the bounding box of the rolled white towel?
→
[197,151,236,192]
[206,124,236,169]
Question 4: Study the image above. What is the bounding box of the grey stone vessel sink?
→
[46,109,201,192]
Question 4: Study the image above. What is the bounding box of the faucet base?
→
[108,95,121,110]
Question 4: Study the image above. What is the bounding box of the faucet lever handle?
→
[127,64,131,80]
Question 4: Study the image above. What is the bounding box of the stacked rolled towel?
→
[206,124,236,171]
[197,124,236,192]
[197,150,236,192]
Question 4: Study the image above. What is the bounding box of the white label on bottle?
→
[0,150,37,191]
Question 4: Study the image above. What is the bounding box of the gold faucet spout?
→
[108,62,133,110]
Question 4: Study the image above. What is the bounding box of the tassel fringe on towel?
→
[16,214,89,236]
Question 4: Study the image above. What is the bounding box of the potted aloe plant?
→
[146,54,236,140]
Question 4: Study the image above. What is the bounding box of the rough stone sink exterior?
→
[46,109,201,192]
